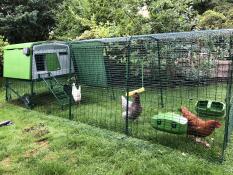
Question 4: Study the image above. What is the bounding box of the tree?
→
[198,10,226,29]
[213,1,233,28]
[53,0,232,39]
[0,0,63,43]
[53,0,149,39]
[0,36,8,76]
[149,0,198,33]
[224,7,233,28]
[52,0,91,40]
[192,0,218,14]
[214,1,232,15]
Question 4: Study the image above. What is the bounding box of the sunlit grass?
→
[0,99,233,174]
[7,78,229,161]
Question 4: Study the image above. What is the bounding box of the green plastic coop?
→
[3,41,74,108]
[3,42,73,80]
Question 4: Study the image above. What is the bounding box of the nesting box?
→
[3,42,73,80]
[151,113,188,134]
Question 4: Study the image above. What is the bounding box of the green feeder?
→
[195,100,226,118]
[151,113,188,135]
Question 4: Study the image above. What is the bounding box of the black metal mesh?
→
[4,29,233,161]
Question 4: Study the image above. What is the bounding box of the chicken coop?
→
[4,29,233,161]
[4,41,74,108]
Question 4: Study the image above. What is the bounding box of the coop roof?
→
[4,42,35,50]
[4,41,67,50]
[74,29,233,44]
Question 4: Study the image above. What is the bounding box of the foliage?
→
[193,0,233,29]
[192,0,218,14]
[213,1,232,15]
[0,36,8,76]
[175,56,216,81]
[0,36,8,59]
[149,0,198,33]
[78,21,118,40]
[52,0,91,40]
[0,0,63,43]
[198,10,227,29]
[1,0,233,42]
[53,0,146,39]
[55,0,200,39]
[54,0,201,39]
[224,7,233,28]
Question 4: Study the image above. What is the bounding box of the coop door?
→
[45,53,61,71]
[35,53,61,71]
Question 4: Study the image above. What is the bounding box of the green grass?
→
[7,79,230,161]
[1,93,233,174]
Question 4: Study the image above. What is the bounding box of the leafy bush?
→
[78,21,119,40]
[0,36,8,76]
[174,54,216,81]
[0,0,63,43]
[198,10,227,29]
[224,7,233,28]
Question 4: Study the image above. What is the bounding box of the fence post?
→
[157,40,164,108]
[125,39,131,135]
[5,78,9,101]
[68,43,72,120]
[30,80,34,96]
[221,35,233,162]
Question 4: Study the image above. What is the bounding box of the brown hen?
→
[180,106,221,147]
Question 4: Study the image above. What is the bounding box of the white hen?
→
[72,83,81,104]
[121,96,132,118]
[121,94,142,120]
[121,96,132,111]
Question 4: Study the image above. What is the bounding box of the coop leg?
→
[30,80,35,96]
[5,78,9,101]
[8,94,12,101]
[5,90,7,101]
[5,79,12,101]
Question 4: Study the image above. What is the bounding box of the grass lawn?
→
[6,78,231,161]
[1,81,233,174]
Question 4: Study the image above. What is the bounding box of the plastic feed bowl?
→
[195,100,225,118]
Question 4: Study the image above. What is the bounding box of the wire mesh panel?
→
[4,30,233,161]
[68,30,233,161]
[70,41,129,133]
[135,39,228,160]
[224,35,233,151]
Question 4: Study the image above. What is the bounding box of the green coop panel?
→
[71,41,107,87]
[3,43,33,79]
[151,113,188,134]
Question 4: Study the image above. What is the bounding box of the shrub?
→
[0,36,8,76]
